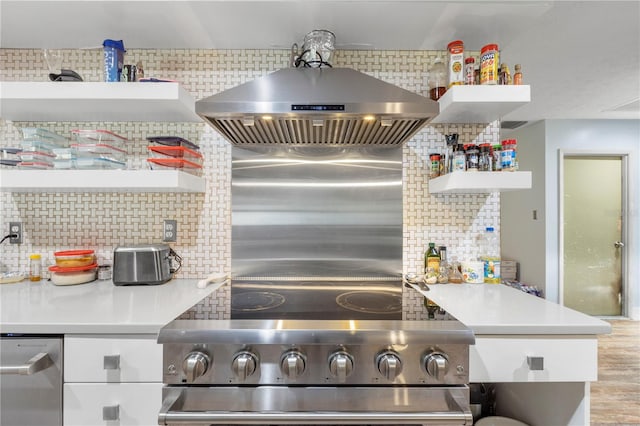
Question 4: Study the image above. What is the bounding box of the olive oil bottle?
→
[424,242,440,273]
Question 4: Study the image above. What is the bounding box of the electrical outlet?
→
[9,222,22,244]
[163,219,177,242]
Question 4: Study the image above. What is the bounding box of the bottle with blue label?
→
[103,39,126,82]
[479,227,501,284]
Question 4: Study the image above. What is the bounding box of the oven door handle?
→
[158,388,473,425]
[0,352,53,376]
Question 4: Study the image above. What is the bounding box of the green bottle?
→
[424,242,440,274]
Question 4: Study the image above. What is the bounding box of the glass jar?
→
[465,144,479,171]
[29,254,41,282]
[453,144,466,171]
[429,153,441,179]
[492,144,502,171]
[428,57,447,100]
[479,143,492,171]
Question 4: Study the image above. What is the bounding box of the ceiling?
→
[1,0,639,122]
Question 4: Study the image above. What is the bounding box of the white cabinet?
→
[63,334,162,426]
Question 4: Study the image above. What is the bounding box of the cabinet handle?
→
[527,356,544,370]
[103,354,120,370]
[102,404,120,421]
[0,352,53,375]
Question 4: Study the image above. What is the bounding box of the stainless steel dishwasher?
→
[0,335,63,426]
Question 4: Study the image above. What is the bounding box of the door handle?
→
[614,241,625,248]
[0,352,53,375]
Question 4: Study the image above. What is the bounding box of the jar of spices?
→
[447,40,465,88]
[479,143,493,171]
[465,144,479,171]
[513,64,523,85]
[480,43,500,85]
[453,144,466,171]
[429,153,441,178]
[501,139,516,171]
[465,57,476,85]
[492,144,502,171]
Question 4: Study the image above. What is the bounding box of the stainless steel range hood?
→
[196,67,439,146]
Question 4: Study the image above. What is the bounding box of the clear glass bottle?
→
[437,246,449,283]
[479,143,492,171]
[428,57,447,101]
[29,254,42,282]
[453,144,466,171]
[513,64,523,85]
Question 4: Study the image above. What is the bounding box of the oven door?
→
[158,386,473,425]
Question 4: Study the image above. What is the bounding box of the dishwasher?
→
[0,335,63,426]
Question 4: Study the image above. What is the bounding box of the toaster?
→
[112,243,181,285]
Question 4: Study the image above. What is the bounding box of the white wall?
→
[501,120,546,289]
[544,120,639,319]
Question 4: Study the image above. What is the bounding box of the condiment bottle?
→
[465,144,479,171]
[480,43,499,85]
[492,144,502,171]
[479,143,493,171]
[513,64,523,85]
[424,243,440,278]
[499,63,512,85]
[437,246,449,283]
[453,144,466,171]
[447,40,465,87]
[429,153,441,179]
[29,254,41,282]
[464,57,476,85]
[428,57,447,100]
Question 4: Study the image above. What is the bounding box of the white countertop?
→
[410,283,611,335]
[0,278,221,335]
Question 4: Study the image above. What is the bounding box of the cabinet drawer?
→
[64,382,162,426]
[65,335,162,382]
[470,336,598,383]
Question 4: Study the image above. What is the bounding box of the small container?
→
[17,161,54,169]
[453,144,466,172]
[75,157,126,169]
[17,150,56,163]
[492,145,502,171]
[479,143,493,171]
[29,254,42,282]
[103,39,125,82]
[428,57,447,101]
[480,44,500,85]
[465,57,476,85]
[462,261,484,284]
[447,40,465,88]
[49,263,98,286]
[501,139,517,171]
[147,157,203,176]
[429,153,441,179]
[513,64,523,85]
[21,127,68,144]
[148,145,204,166]
[98,264,112,281]
[465,144,479,171]
[146,136,200,151]
[54,250,96,268]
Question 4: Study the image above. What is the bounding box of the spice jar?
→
[429,153,441,179]
[513,64,523,85]
[480,43,500,85]
[29,254,42,282]
[465,144,479,171]
[447,40,465,87]
[492,144,502,171]
[479,143,493,171]
[453,144,466,171]
[428,57,447,100]
[501,139,517,171]
[464,57,476,85]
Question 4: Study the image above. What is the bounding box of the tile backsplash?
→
[0,48,499,321]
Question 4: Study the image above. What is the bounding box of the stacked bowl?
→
[48,250,98,286]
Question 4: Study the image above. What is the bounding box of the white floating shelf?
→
[432,85,531,123]
[0,81,201,122]
[429,171,532,193]
[0,170,205,193]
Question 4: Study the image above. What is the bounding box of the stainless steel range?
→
[158,319,474,424]
[158,146,475,424]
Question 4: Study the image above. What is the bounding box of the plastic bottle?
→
[29,254,42,282]
[479,227,501,284]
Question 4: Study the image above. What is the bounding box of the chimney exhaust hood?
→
[196,67,439,146]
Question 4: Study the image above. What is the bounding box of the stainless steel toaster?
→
[112,243,181,285]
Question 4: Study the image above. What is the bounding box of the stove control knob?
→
[280,351,306,380]
[423,352,449,381]
[231,351,258,381]
[182,351,210,383]
[376,351,402,381]
[328,351,354,383]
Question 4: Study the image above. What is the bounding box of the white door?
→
[560,153,627,316]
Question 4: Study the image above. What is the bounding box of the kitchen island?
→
[0,278,221,425]
[411,283,611,426]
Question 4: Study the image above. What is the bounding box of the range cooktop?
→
[230,279,403,320]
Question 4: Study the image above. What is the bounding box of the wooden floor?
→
[591,319,640,425]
